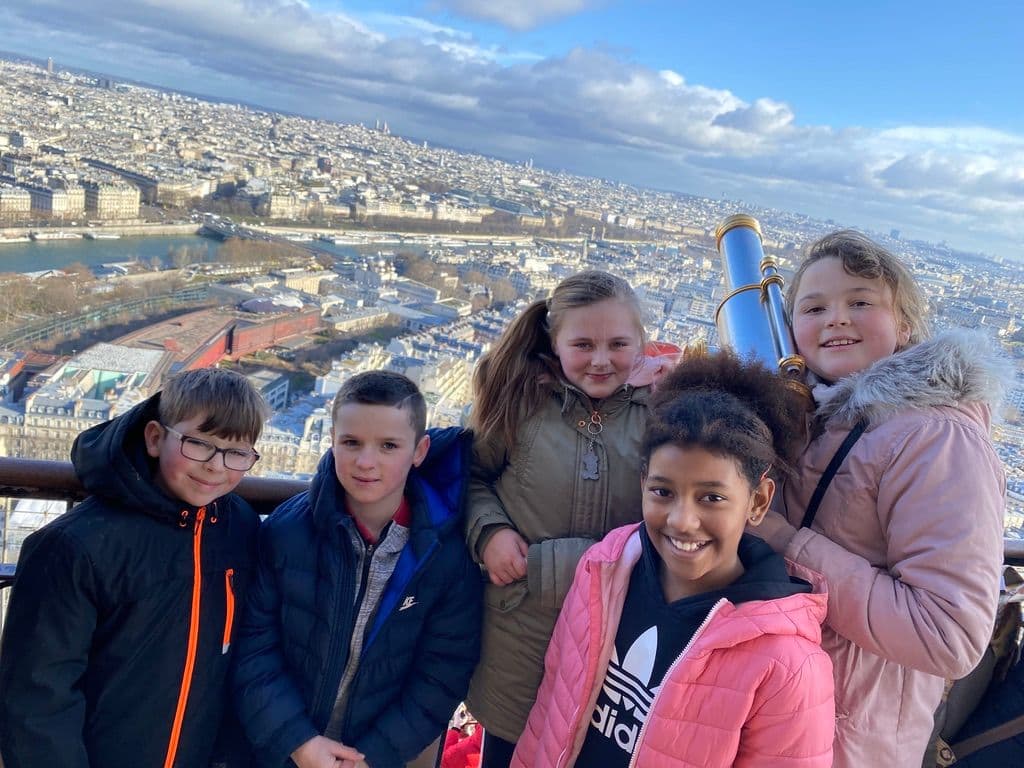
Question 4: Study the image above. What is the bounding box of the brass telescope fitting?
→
[714,214,809,395]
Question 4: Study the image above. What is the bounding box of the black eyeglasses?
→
[162,424,260,471]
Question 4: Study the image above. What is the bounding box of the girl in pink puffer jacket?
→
[755,231,1010,767]
[513,352,835,768]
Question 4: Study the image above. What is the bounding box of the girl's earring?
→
[896,319,912,349]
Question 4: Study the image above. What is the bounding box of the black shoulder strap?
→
[800,418,869,529]
[948,713,1024,762]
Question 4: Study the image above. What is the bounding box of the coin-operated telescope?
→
[714,214,806,384]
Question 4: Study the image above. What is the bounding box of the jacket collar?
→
[309,426,471,537]
[812,328,1013,428]
[589,524,828,651]
[551,377,649,417]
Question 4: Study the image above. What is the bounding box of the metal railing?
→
[0,455,1022,593]
[0,456,308,590]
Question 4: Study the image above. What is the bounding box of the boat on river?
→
[29,231,82,241]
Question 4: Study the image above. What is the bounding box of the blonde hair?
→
[786,230,930,347]
[471,270,644,446]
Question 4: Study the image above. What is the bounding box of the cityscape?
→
[1,53,1023,568]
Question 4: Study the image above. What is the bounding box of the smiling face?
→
[330,402,429,525]
[551,298,642,401]
[791,257,910,383]
[144,414,254,508]
[642,444,773,602]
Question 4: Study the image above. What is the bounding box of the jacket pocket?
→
[222,568,235,654]
[484,580,528,613]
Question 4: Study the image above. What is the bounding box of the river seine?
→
[0,235,223,273]
[0,235,403,274]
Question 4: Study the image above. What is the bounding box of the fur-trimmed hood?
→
[812,328,1013,427]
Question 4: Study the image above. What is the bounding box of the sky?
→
[2,0,1022,257]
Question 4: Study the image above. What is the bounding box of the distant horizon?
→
[0,0,1021,258]
[0,49,1011,267]
[1,53,1002,265]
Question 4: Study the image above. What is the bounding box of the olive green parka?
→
[465,380,650,741]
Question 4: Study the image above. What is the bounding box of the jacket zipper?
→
[354,542,375,616]
[163,506,206,768]
[222,568,235,654]
[337,540,378,738]
[555,561,610,768]
[341,531,442,738]
[625,599,727,768]
[311,530,361,727]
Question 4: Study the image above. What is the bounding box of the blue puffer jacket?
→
[232,427,483,768]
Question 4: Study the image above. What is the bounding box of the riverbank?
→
[0,222,200,239]
[0,233,220,274]
[252,224,665,247]
[254,224,545,244]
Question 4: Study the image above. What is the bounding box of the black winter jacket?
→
[232,427,483,768]
[0,394,259,768]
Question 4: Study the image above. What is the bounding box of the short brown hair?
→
[158,367,269,443]
[332,370,427,438]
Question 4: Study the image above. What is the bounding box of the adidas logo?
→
[591,626,661,753]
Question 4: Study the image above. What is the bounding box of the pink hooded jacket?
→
[777,330,1011,767]
[513,523,835,768]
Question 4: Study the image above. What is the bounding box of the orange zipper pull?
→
[223,569,235,655]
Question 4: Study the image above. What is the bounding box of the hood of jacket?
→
[812,328,1014,428]
[308,425,471,536]
[592,523,827,652]
[71,392,194,524]
[637,526,813,612]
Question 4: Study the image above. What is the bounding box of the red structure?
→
[111,307,323,373]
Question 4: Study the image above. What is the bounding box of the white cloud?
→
[431,0,601,31]
[713,98,795,135]
[659,69,685,87]
[1,0,1021,254]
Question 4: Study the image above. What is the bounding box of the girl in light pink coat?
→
[513,352,835,768]
[755,231,1011,767]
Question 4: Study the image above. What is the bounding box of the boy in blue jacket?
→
[233,370,482,768]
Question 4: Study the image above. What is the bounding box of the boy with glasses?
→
[0,367,269,768]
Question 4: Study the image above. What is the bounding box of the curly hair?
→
[644,351,808,487]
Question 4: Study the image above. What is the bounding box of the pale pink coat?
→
[513,524,835,768]
[777,330,1010,767]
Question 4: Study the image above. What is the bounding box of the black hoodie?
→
[576,530,812,767]
[0,393,258,768]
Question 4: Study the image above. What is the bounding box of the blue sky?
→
[2,0,1022,256]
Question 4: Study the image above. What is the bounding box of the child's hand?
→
[291,735,364,768]
[482,528,529,585]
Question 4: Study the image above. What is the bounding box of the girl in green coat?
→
[465,270,668,768]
